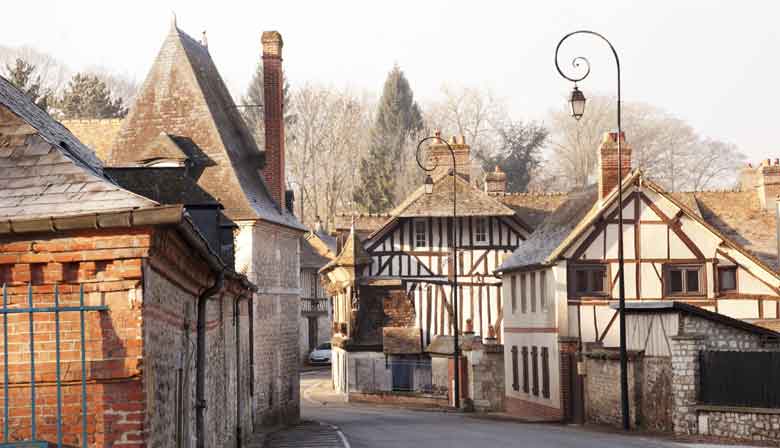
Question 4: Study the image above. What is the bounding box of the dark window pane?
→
[576,270,588,292]
[720,268,736,291]
[670,270,683,293]
[592,270,604,293]
[686,269,700,292]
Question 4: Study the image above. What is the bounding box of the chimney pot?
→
[201,31,208,48]
[448,136,457,145]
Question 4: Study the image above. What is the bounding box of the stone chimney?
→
[741,159,780,211]
[261,31,286,208]
[484,165,507,193]
[427,131,471,181]
[598,131,632,200]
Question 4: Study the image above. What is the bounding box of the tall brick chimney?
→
[427,132,471,181]
[740,158,780,211]
[598,131,632,200]
[261,31,286,208]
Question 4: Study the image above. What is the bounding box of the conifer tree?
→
[353,65,423,212]
[241,63,293,146]
[5,58,50,110]
[57,73,126,119]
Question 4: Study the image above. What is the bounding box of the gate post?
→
[670,334,705,436]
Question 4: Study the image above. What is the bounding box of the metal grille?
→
[1,284,108,447]
[699,350,780,408]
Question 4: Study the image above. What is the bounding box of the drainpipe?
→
[197,270,224,448]
[234,293,247,448]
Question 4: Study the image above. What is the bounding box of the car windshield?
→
[316,342,331,350]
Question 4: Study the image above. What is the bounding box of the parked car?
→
[308,342,332,365]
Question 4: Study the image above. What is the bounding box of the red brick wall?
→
[598,131,632,199]
[262,32,286,208]
[504,395,563,421]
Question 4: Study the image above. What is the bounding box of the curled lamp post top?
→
[415,133,455,174]
[554,30,620,85]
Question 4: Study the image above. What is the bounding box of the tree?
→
[0,46,69,95]
[4,58,51,110]
[285,84,371,229]
[353,65,423,212]
[546,94,745,191]
[241,62,293,148]
[479,121,548,192]
[57,73,127,119]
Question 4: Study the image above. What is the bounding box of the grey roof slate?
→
[0,76,156,220]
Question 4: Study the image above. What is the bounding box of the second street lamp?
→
[415,134,461,409]
[555,30,631,430]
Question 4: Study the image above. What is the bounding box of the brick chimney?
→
[598,131,632,200]
[427,132,471,181]
[484,165,507,193]
[740,159,780,211]
[261,31,286,208]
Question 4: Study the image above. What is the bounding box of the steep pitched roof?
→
[320,226,371,273]
[0,76,156,220]
[105,167,218,206]
[107,24,303,230]
[301,230,337,269]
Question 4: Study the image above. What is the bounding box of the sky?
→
[2,0,779,163]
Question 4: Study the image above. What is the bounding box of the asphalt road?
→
[299,369,714,448]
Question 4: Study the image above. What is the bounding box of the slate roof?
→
[301,232,335,269]
[0,76,156,219]
[389,171,518,218]
[492,192,570,229]
[105,167,218,206]
[107,23,303,231]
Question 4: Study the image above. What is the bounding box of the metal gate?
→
[1,284,108,447]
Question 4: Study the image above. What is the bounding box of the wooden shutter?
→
[532,346,539,396]
[511,346,519,391]
[541,347,550,399]
[521,346,529,393]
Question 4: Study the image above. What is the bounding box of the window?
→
[520,274,527,313]
[511,346,519,391]
[510,275,517,314]
[540,271,546,310]
[572,265,608,296]
[414,220,427,248]
[530,272,537,312]
[718,266,737,292]
[665,264,704,296]
[531,346,539,396]
[310,272,319,297]
[475,218,487,243]
[521,346,529,393]
[541,347,550,399]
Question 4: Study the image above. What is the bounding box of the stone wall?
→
[583,349,643,428]
[696,407,780,443]
[248,221,301,427]
[464,342,505,412]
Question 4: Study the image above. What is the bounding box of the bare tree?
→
[286,84,372,230]
[0,45,69,94]
[546,94,744,191]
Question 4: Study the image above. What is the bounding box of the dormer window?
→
[475,218,487,243]
[414,220,427,248]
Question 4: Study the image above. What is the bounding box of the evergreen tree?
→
[241,63,293,146]
[5,58,50,110]
[479,121,547,192]
[57,73,127,119]
[353,65,423,212]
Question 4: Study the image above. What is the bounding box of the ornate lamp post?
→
[416,134,460,409]
[555,30,630,430]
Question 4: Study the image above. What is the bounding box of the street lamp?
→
[555,30,630,430]
[415,134,460,409]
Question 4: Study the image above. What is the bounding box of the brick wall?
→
[598,131,632,199]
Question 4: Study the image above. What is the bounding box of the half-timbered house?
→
[497,131,780,422]
[322,135,566,398]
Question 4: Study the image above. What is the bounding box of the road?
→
[298,369,716,448]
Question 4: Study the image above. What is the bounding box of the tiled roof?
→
[300,236,332,269]
[107,24,303,231]
[105,167,218,206]
[320,226,371,272]
[0,76,156,220]
[693,191,778,271]
[491,191,570,229]
[60,118,123,162]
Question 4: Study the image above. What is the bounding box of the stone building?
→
[582,301,780,444]
[0,75,256,446]
[299,223,336,361]
[97,22,307,429]
[321,134,565,404]
[497,132,780,422]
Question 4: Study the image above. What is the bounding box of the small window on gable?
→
[665,264,704,296]
[571,265,608,296]
[475,218,487,243]
[414,220,427,248]
[718,266,737,292]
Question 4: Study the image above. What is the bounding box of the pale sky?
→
[3,0,779,163]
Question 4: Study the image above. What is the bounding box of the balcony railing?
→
[301,297,328,314]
